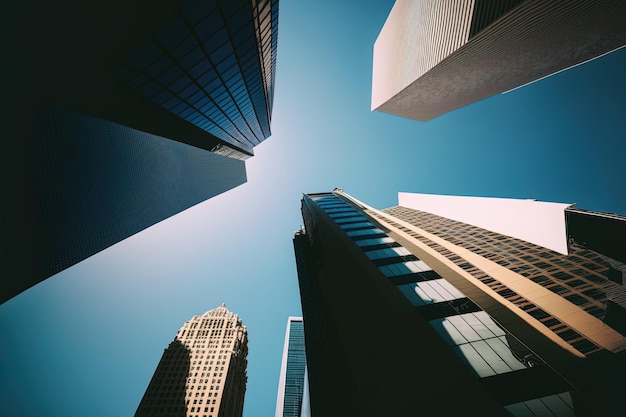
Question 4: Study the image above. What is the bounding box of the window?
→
[397,279,465,306]
[365,247,410,260]
[547,285,568,295]
[564,294,588,306]
[429,312,526,378]
[355,237,394,247]
[339,221,373,230]
[334,216,367,224]
[346,228,385,238]
[566,279,587,288]
[379,261,432,277]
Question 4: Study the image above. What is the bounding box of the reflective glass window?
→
[379,261,432,277]
[429,312,526,378]
[355,237,394,247]
[327,211,360,219]
[339,222,373,230]
[323,207,352,213]
[334,216,367,224]
[398,279,465,306]
[365,247,411,260]
[346,228,385,238]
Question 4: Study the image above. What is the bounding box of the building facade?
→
[2,0,279,303]
[294,189,626,416]
[135,304,248,417]
[275,317,310,417]
[371,0,626,121]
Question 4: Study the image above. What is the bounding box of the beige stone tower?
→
[135,304,248,417]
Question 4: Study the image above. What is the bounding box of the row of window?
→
[311,194,584,416]
[312,194,538,381]
[119,0,277,150]
[383,206,613,318]
[370,210,603,356]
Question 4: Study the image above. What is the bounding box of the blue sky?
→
[1,1,625,416]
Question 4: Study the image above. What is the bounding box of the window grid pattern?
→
[281,320,306,417]
[373,208,603,355]
[430,311,527,377]
[135,306,248,417]
[313,194,439,280]
[309,193,536,381]
[119,0,278,155]
[383,206,617,319]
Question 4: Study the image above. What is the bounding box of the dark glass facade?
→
[565,207,626,266]
[2,108,246,304]
[118,0,278,157]
[1,0,279,303]
[294,190,626,417]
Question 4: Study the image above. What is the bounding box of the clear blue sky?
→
[1,1,625,416]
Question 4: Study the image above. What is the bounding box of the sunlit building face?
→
[135,305,249,417]
[372,0,626,121]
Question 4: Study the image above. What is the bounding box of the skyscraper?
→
[371,0,626,121]
[294,189,625,416]
[275,317,310,417]
[135,304,248,417]
[1,0,279,303]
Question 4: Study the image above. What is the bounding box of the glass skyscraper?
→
[118,0,278,159]
[294,189,625,416]
[2,0,279,303]
[275,317,310,417]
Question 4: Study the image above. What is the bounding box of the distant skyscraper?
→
[135,304,248,417]
[294,189,626,416]
[371,0,626,121]
[275,317,310,417]
[2,0,279,303]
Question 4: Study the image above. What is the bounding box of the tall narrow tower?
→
[135,305,248,417]
[275,317,310,417]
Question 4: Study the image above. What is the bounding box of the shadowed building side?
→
[293,194,508,417]
[1,0,279,303]
[294,189,626,416]
[565,207,626,335]
[135,340,192,417]
[1,108,246,304]
[135,305,248,417]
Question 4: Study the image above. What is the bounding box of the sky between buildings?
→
[1,1,625,416]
